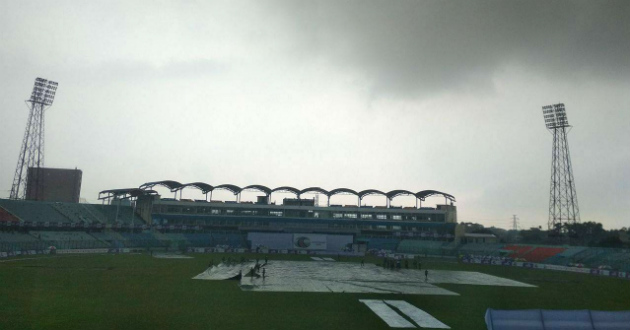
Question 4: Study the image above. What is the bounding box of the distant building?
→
[26,167,82,203]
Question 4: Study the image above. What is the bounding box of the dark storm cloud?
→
[0,1,627,229]
[267,0,630,99]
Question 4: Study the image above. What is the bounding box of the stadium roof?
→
[357,189,387,198]
[242,185,272,195]
[214,184,241,195]
[417,190,455,201]
[98,188,158,200]
[139,180,183,191]
[300,187,329,196]
[138,181,456,202]
[270,186,301,196]
[386,189,416,199]
[180,182,213,194]
[328,188,359,197]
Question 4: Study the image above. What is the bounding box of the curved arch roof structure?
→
[179,182,214,194]
[241,185,272,195]
[300,187,329,196]
[270,186,300,196]
[358,189,387,199]
[138,181,455,202]
[328,188,359,197]
[139,180,182,191]
[387,189,416,199]
[416,190,456,202]
[213,184,242,195]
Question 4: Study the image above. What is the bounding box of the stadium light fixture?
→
[542,103,569,129]
[30,77,58,106]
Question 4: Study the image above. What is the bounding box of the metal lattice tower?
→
[9,78,59,199]
[542,103,580,230]
[512,215,519,231]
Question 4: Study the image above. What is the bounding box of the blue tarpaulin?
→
[485,309,630,330]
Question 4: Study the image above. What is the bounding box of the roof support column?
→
[131,197,136,228]
[115,198,120,223]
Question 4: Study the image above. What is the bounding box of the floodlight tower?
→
[9,78,59,199]
[542,103,580,230]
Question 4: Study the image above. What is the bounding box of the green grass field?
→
[1,253,628,330]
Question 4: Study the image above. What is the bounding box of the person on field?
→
[425,269,428,282]
[262,268,266,278]
[361,259,365,267]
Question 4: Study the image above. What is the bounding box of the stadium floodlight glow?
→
[542,103,569,129]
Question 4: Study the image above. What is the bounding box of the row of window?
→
[152,217,446,232]
[153,205,440,222]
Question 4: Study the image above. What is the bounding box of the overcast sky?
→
[1,0,628,230]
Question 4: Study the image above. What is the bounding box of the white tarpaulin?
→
[359,300,415,328]
[384,300,450,329]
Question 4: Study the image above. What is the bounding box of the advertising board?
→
[292,234,327,250]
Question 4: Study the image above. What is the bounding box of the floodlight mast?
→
[9,78,59,200]
[543,103,580,231]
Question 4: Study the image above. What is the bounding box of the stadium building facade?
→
[136,181,459,241]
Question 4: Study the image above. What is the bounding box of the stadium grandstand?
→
[2,180,629,272]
